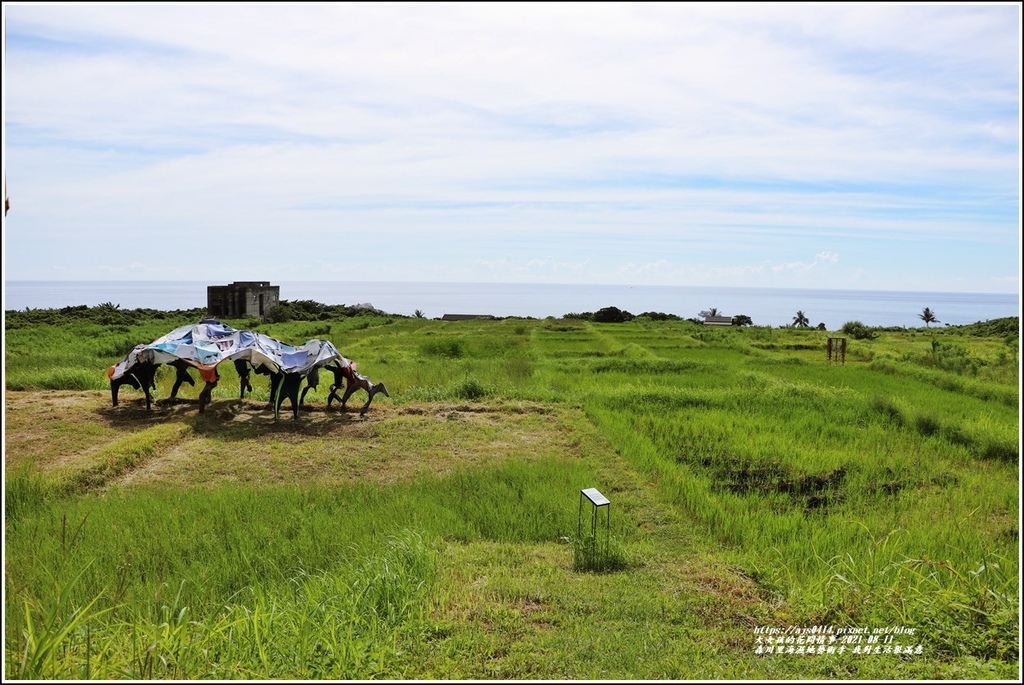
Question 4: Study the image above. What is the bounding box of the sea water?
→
[3,280,1019,329]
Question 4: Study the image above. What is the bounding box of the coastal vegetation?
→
[3,305,1019,679]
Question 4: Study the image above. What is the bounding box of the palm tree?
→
[792,310,810,328]
[919,307,939,328]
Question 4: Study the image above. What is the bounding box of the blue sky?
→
[2,2,1020,293]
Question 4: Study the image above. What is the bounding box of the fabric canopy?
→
[108,319,351,383]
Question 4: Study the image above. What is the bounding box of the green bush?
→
[842,320,879,340]
[592,306,635,323]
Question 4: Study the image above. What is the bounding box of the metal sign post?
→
[578,487,611,567]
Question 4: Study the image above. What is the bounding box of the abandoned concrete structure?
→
[207,281,280,320]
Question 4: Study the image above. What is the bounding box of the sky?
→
[2,2,1021,293]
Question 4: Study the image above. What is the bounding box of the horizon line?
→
[2,279,1019,298]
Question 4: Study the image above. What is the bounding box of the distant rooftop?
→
[441,314,494,321]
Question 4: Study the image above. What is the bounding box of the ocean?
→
[2,280,1019,329]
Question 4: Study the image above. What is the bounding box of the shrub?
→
[955,316,1019,337]
[592,306,635,323]
[637,311,682,321]
[264,300,392,324]
[842,320,878,340]
[929,340,981,376]
[732,314,754,327]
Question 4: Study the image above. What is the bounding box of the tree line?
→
[6,301,1014,339]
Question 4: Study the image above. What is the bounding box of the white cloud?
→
[770,252,841,279]
[816,251,840,264]
[2,3,1019,292]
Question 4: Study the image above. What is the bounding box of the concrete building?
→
[207,281,280,321]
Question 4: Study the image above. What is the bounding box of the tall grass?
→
[10,561,111,680]
[5,455,611,677]
[6,534,436,679]
[583,371,1017,661]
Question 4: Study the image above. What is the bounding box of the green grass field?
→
[3,309,1019,679]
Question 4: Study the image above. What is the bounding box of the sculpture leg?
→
[234,360,253,399]
[272,373,302,421]
[198,379,218,414]
[340,379,361,410]
[169,362,194,401]
[359,382,389,415]
[269,373,282,407]
[272,377,282,421]
[284,373,303,419]
[111,375,141,408]
[135,364,158,412]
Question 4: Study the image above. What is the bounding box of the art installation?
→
[107,318,388,418]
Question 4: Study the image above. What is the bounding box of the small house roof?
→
[441,314,493,321]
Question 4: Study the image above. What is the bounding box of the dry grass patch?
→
[5,395,590,489]
[4,390,132,470]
